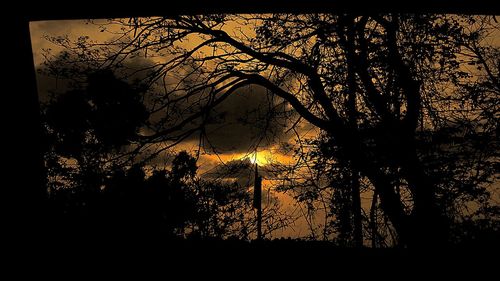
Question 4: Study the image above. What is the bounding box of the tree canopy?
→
[38,14,499,247]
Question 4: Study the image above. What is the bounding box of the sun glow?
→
[246,151,269,166]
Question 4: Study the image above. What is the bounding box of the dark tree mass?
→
[32,13,499,249]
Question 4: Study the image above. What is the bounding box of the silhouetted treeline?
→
[41,71,254,240]
[36,14,500,247]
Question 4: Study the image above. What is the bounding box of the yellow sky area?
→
[30,16,500,66]
[197,147,297,172]
[31,17,500,240]
[29,19,113,66]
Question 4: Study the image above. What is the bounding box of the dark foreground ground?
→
[6,230,498,278]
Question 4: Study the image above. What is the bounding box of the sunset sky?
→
[30,19,328,239]
[30,16,500,241]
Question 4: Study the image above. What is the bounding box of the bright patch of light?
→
[246,151,268,166]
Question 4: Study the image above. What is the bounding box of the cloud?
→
[202,157,276,187]
[32,19,157,104]
[30,19,113,66]
[35,51,157,104]
[32,20,312,159]
[144,83,296,154]
[199,85,294,153]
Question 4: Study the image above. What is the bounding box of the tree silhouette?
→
[41,69,264,239]
[39,14,499,247]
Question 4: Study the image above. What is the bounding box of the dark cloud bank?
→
[36,53,294,155]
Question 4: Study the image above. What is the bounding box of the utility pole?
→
[253,163,262,240]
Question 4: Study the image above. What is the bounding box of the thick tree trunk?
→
[336,131,412,246]
[361,166,412,247]
[344,17,363,248]
[400,144,449,247]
